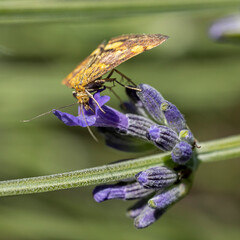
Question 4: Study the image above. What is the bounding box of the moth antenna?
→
[85,89,105,113]
[22,102,78,123]
[79,103,98,142]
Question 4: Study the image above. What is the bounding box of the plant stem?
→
[198,135,240,154]
[0,0,237,24]
[0,135,239,197]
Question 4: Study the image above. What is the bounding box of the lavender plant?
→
[53,84,197,228]
[0,84,239,229]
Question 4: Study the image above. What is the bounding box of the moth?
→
[62,34,169,111]
[23,34,168,141]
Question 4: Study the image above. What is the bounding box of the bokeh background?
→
[0,0,239,239]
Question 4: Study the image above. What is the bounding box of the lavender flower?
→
[53,92,128,129]
[53,91,182,153]
[53,84,196,228]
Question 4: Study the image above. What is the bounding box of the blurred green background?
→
[0,0,239,239]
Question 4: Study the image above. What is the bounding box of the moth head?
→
[72,91,89,104]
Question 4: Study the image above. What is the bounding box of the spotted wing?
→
[81,34,169,85]
[62,41,106,88]
[63,34,168,88]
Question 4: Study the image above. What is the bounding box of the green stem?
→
[0,0,238,24]
[0,135,239,197]
[198,135,240,154]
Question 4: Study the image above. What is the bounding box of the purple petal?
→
[54,106,128,129]
[94,106,128,129]
[78,93,110,117]
[89,92,110,110]
[53,91,129,130]
[53,110,96,127]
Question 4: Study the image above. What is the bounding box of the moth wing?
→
[62,41,106,88]
[83,34,169,82]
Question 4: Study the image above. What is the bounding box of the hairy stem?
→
[0,135,239,197]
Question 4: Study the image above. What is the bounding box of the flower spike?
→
[53,83,197,229]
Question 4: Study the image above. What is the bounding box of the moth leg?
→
[113,79,141,91]
[85,89,105,113]
[112,68,137,87]
[104,69,140,91]
[105,69,115,79]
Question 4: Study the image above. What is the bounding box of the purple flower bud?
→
[148,181,190,209]
[136,84,166,124]
[123,114,155,140]
[209,15,240,41]
[171,141,193,165]
[161,101,186,133]
[148,125,179,151]
[136,166,178,189]
[134,205,165,229]
[179,129,195,146]
[93,182,155,202]
[127,198,148,218]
